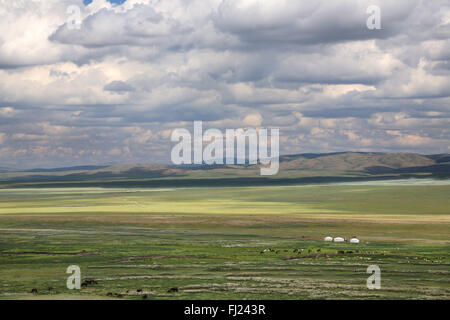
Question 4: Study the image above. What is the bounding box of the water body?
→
[327,178,450,186]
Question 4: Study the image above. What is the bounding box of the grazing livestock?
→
[317,249,321,253]
[107,292,113,296]
[81,279,98,287]
[137,289,143,293]
[48,286,54,291]
[275,250,280,254]
[293,249,298,253]
[308,249,311,253]
[337,250,345,254]
[116,293,124,298]
[168,287,179,293]
[31,288,38,294]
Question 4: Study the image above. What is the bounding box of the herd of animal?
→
[259,248,359,255]
[258,235,361,255]
[105,286,179,298]
[30,281,180,298]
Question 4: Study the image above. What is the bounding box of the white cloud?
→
[243,113,263,127]
[0,0,448,167]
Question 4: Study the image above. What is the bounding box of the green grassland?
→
[0,182,449,299]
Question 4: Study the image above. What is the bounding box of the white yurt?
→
[350,238,360,244]
[333,237,345,242]
[324,236,333,242]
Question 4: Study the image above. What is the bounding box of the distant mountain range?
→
[279,152,450,173]
[22,165,110,173]
[1,152,449,188]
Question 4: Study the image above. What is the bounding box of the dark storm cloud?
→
[213,0,415,45]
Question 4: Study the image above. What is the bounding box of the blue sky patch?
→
[84,0,126,5]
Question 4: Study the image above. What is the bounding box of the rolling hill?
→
[0,152,448,188]
[279,152,443,172]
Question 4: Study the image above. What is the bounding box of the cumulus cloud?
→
[243,113,263,127]
[0,0,449,167]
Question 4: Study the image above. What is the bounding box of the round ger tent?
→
[324,236,333,242]
[350,238,360,244]
[333,237,344,242]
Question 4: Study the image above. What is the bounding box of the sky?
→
[0,0,449,168]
